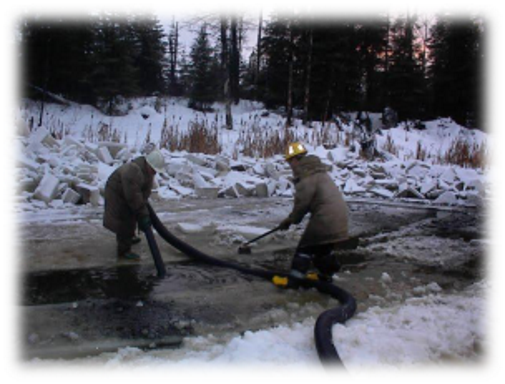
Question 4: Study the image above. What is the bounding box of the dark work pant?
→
[115,221,139,257]
[116,233,133,257]
[290,243,341,279]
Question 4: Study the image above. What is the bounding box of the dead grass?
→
[415,140,428,161]
[83,122,122,143]
[236,116,299,158]
[235,119,345,158]
[48,123,70,140]
[43,108,487,170]
[40,116,70,140]
[160,117,221,155]
[157,116,360,159]
[442,138,487,169]
[381,133,399,157]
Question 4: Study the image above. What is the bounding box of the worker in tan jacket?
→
[278,142,349,283]
[103,149,165,260]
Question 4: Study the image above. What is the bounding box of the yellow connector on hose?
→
[306,272,319,281]
[272,275,288,287]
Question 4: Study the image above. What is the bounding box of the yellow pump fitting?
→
[306,272,319,281]
[272,276,288,287]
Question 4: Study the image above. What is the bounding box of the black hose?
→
[143,225,166,278]
[148,203,356,367]
[147,204,277,280]
[313,281,357,365]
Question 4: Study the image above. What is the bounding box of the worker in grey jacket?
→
[278,142,349,284]
[103,149,165,260]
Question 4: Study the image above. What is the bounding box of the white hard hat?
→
[145,149,165,173]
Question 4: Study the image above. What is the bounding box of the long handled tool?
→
[238,226,281,254]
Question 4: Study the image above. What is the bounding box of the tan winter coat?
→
[288,155,349,248]
[103,157,154,237]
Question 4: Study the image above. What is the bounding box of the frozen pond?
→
[18,196,486,367]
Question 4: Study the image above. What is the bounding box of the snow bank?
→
[334,281,486,369]
[16,98,489,214]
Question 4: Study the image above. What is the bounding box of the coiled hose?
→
[147,203,356,367]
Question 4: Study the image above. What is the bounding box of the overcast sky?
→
[158,12,264,58]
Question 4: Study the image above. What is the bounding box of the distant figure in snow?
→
[355,111,376,159]
[382,106,398,129]
[276,142,350,286]
[103,148,165,260]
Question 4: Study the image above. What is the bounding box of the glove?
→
[279,217,292,231]
[138,215,152,232]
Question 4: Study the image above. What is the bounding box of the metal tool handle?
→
[243,226,281,246]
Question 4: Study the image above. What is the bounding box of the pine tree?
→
[177,47,191,96]
[388,13,427,120]
[21,14,170,110]
[255,12,263,100]
[188,24,219,111]
[285,20,295,127]
[261,14,294,111]
[302,26,313,124]
[355,17,390,112]
[131,15,167,96]
[218,17,233,128]
[229,16,241,104]
[308,21,360,121]
[89,15,140,114]
[167,20,182,96]
[21,18,96,103]
[429,16,483,127]
[261,17,364,122]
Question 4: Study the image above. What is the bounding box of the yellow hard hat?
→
[285,142,308,160]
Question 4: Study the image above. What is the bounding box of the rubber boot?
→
[317,273,333,283]
[313,251,341,282]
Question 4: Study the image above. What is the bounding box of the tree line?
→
[20,12,484,128]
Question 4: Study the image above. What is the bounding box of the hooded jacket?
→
[288,154,349,248]
[103,157,154,236]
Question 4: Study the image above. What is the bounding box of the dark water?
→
[22,265,159,305]
[22,260,256,306]
[21,263,244,343]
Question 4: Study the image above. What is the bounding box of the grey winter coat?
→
[103,157,154,237]
[287,155,349,248]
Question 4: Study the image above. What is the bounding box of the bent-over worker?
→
[103,149,165,260]
[278,142,349,284]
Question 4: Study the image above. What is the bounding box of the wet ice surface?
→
[19,197,487,368]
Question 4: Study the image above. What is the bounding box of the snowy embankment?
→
[15,97,489,215]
